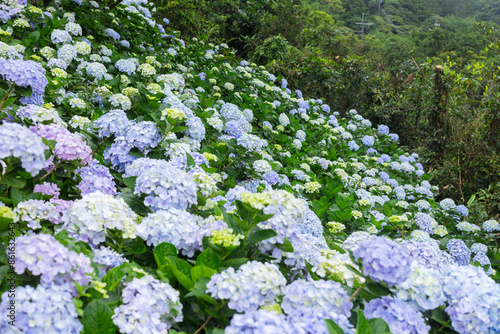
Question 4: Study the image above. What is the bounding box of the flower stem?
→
[349,282,366,302]
[193,315,213,334]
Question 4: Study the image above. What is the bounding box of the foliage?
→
[0,0,500,333]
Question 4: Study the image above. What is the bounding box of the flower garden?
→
[0,0,499,333]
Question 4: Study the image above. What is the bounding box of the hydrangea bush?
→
[0,0,498,333]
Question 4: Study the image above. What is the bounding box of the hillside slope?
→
[0,0,499,333]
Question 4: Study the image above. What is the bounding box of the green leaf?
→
[277,237,294,252]
[245,228,277,245]
[186,153,196,167]
[325,319,345,334]
[368,318,391,334]
[197,191,207,207]
[365,282,390,297]
[10,188,28,207]
[120,188,150,216]
[190,265,217,282]
[123,239,147,254]
[122,176,137,190]
[252,213,274,224]
[102,264,128,291]
[356,309,372,334]
[221,257,248,268]
[16,85,32,97]
[82,300,116,334]
[167,257,194,290]
[6,175,29,189]
[54,229,71,247]
[154,242,178,268]
[195,248,220,270]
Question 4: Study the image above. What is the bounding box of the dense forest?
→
[156,0,500,223]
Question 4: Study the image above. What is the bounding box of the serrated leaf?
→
[82,300,116,334]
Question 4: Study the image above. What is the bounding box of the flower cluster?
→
[112,275,183,333]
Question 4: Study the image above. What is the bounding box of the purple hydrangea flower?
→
[14,234,92,289]
[76,161,117,195]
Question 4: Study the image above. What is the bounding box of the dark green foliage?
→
[161,0,500,221]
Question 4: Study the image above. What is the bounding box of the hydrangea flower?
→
[125,158,198,211]
[14,199,57,229]
[93,109,131,137]
[353,236,412,286]
[50,29,72,43]
[282,279,354,333]
[226,310,292,333]
[364,297,430,334]
[76,161,117,195]
[442,265,500,333]
[0,122,47,176]
[0,59,48,94]
[136,208,201,257]
[392,262,446,311]
[112,276,183,333]
[207,261,286,312]
[104,28,120,40]
[62,191,138,246]
[483,219,499,232]
[0,284,83,333]
[31,124,92,165]
[93,246,128,277]
[446,239,471,266]
[14,234,92,288]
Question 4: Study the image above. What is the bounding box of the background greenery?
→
[154,0,500,223]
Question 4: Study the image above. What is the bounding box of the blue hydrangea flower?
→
[0,123,47,176]
[0,284,83,333]
[282,279,354,333]
[112,276,183,333]
[354,236,412,286]
[442,265,500,333]
[93,246,128,277]
[0,59,48,94]
[364,297,430,334]
[136,208,202,257]
[447,239,471,266]
[115,59,137,75]
[126,121,162,151]
[93,109,131,137]
[483,219,499,232]
[361,135,375,146]
[262,171,280,186]
[125,158,198,211]
[226,310,293,333]
[104,28,120,40]
[392,262,446,311]
[207,261,286,312]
